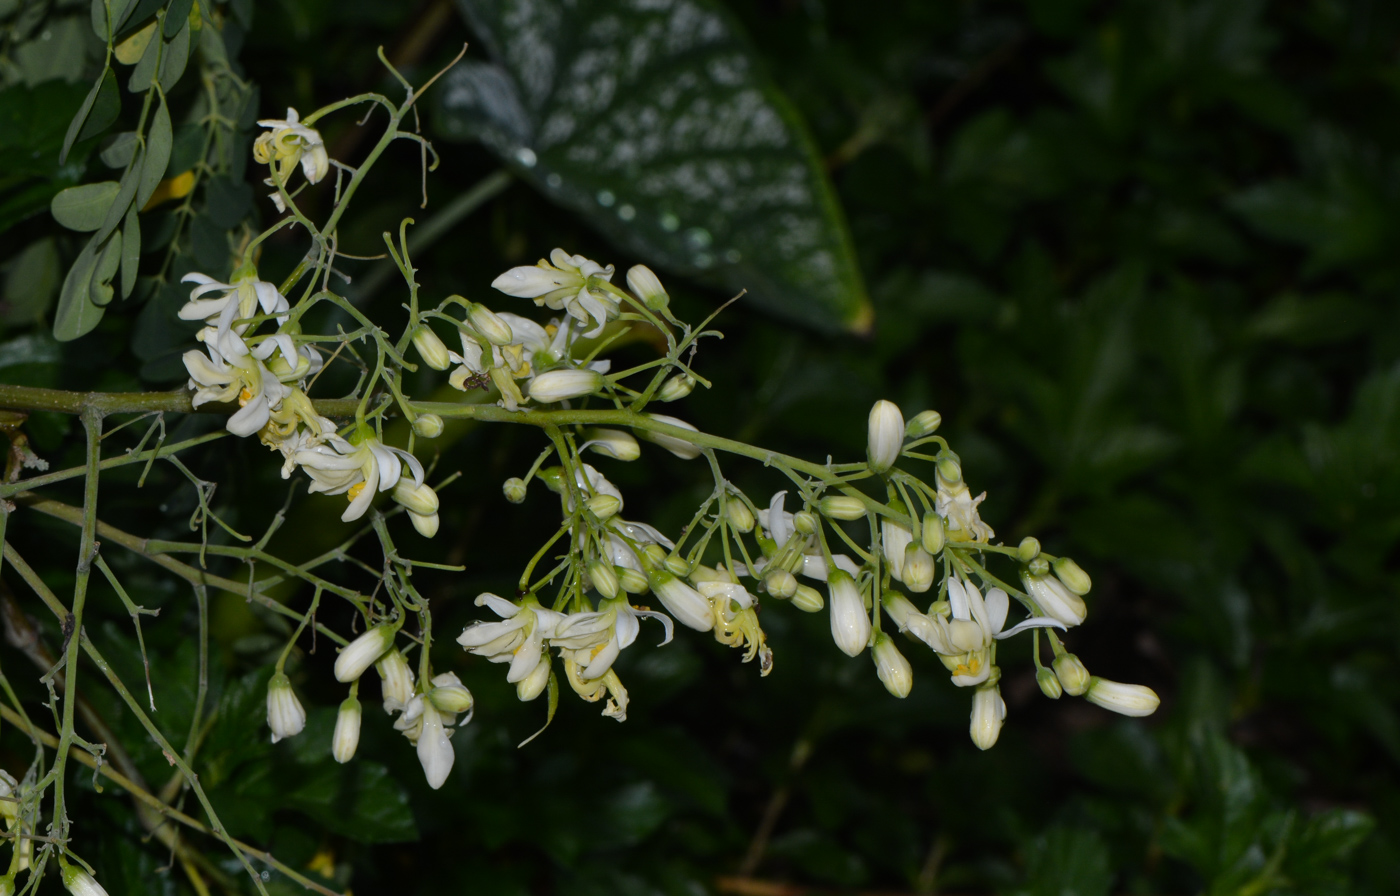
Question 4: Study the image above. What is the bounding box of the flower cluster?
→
[253,107,329,210]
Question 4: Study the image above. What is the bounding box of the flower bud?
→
[870,632,913,697]
[588,560,620,599]
[412,326,452,370]
[867,400,904,473]
[412,413,444,439]
[901,546,935,593]
[468,302,514,345]
[638,414,702,459]
[517,657,551,701]
[626,264,669,310]
[793,511,818,535]
[1022,572,1087,628]
[648,569,714,631]
[656,374,695,402]
[791,584,825,613]
[1053,557,1092,595]
[266,673,306,743]
[969,685,1006,750]
[334,624,396,683]
[376,648,416,713]
[764,568,798,599]
[936,455,962,485]
[332,696,362,763]
[1027,556,1050,577]
[61,865,109,896]
[618,567,649,594]
[584,428,640,461]
[1036,667,1063,700]
[1085,677,1160,717]
[881,590,918,630]
[641,543,668,568]
[429,672,475,715]
[881,507,913,570]
[663,552,691,577]
[410,511,440,538]
[818,495,866,521]
[921,511,945,554]
[392,478,439,516]
[529,369,603,403]
[586,493,621,520]
[828,571,871,657]
[905,410,941,438]
[1052,653,1091,696]
[1017,536,1041,564]
[726,500,755,533]
[503,477,528,504]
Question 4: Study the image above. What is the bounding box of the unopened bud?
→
[1053,557,1092,595]
[647,569,714,631]
[626,264,669,310]
[1084,677,1160,717]
[656,374,695,403]
[584,428,640,461]
[663,552,691,577]
[638,414,702,459]
[881,590,919,630]
[586,493,621,520]
[516,657,551,701]
[818,495,866,521]
[588,560,620,599]
[1036,667,1063,700]
[409,511,440,538]
[529,368,604,404]
[334,624,396,683]
[412,413,444,438]
[412,326,452,370]
[921,511,945,554]
[333,696,362,763]
[503,477,527,504]
[793,510,818,535]
[429,672,475,715]
[969,685,1006,750]
[872,633,912,698]
[936,455,962,485]
[901,546,935,593]
[61,866,109,896]
[641,543,668,568]
[1053,653,1091,696]
[828,570,871,657]
[618,567,649,594]
[791,583,825,613]
[764,568,798,599]
[1022,572,1087,627]
[392,478,439,516]
[866,400,904,474]
[468,303,514,345]
[1017,537,1041,564]
[1027,556,1050,577]
[726,500,755,533]
[905,410,942,438]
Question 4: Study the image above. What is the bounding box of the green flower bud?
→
[818,495,865,521]
[586,493,621,520]
[412,326,452,371]
[1017,536,1041,564]
[641,543,668,568]
[468,302,514,345]
[726,500,755,533]
[412,413,445,438]
[905,410,942,438]
[503,477,528,504]
[618,567,649,594]
[1053,557,1092,595]
[1053,653,1091,696]
[1036,667,1063,700]
[656,373,695,402]
[793,510,818,535]
[588,560,620,599]
[921,511,945,554]
[791,583,825,613]
[935,455,962,485]
[764,568,798,599]
[872,633,912,698]
[663,552,691,577]
[1027,555,1050,577]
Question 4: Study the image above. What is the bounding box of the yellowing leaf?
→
[115,21,157,65]
[141,169,195,211]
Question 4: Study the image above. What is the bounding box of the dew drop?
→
[596,189,616,207]
[618,204,636,221]
[514,147,537,168]
[546,173,562,188]
[660,213,680,232]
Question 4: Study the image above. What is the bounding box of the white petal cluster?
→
[447,311,610,411]
[492,249,620,336]
[294,431,426,524]
[253,107,329,208]
[183,327,289,437]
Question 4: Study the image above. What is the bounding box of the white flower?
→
[867,400,904,473]
[254,107,329,187]
[696,578,772,673]
[935,473,995,542]
[828,570,871,657]
[903,578,1064,687]
[293,432,424,522]
[183,328,289,437]
[528,368,604,403]
[334,624,396,683]
[554,596,674,681]
[179,271,289,337]
[646,570,714,632]
[376,649,416,713]
[266,673,306,743]
[637,414,702,460]
[1085,677,1160,717]
[491,249,619,336]
[457,594,564,685]
[755,491,860,581]
[969,684,1006,750]
[1021,571,1088,628]
[61,865,109,896]
[872,632,912,697]
[448,313,608,411]
[332,696,362,763]
[416,702,455,789]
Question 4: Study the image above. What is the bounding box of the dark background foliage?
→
[2,0,1397,893]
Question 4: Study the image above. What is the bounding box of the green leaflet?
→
[53,233,106,340]
[439,0,871,333]
[50,180,121,231]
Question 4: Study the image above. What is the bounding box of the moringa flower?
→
[492,249,619,336]
[183,328,289,437]
[457,594,564,685]
[266,673,306,743]
[254,108,329,188]
[293,431,423,522]
[179,270,289,337]
[969,684,1006,750]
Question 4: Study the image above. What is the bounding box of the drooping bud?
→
[586,493,621,520]
[764,569,798,599]
[529,369,604,403]
[409,511,440,538]
[726,500,755,533]
[656,374,695,403]
[867,400,904,474]
[503,477,528,504]
[818,495,866,521]
[412,413,445,439]
[61,865,109,896]
[1036,667,1063,700]
[969,685,1006,750]
[376,648,416,713]
[872,632,912,698]
[791,584,825,613]
[1085,677,1160,717]
[332,696,362,763]
[412,326,452,370]
[1053,557,1092,595]
[1052,653,1091,696]
[588,560,620,599]
[828,571,871,657]
[638,414,702,459]
[392,478,439,516]
[626,264,669,310]
[517,657,551,701]
[905,410,942,439]
[935,455,962,485]
[901,545,935,593]
[618,567,649,594]
[793,511,818,535]
[468,303,514,345]
[1016,536,1041,564]
[417,703,455,790]
[647,569,714,631]
[583,428,641,461]
[921,511,945,554]
[266,673,307,743]
[1022,572,1087,628]
[334,624,396,683]
[428,672,475,715]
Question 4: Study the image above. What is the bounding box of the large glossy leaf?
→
[439,0,870,332]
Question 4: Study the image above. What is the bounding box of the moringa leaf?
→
[440,0,870,332]
[53,234,106,341]
[51,181,121,231]
[137,94,172,208]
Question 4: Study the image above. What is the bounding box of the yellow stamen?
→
[238,387,253,406]
[347,481,367,501]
